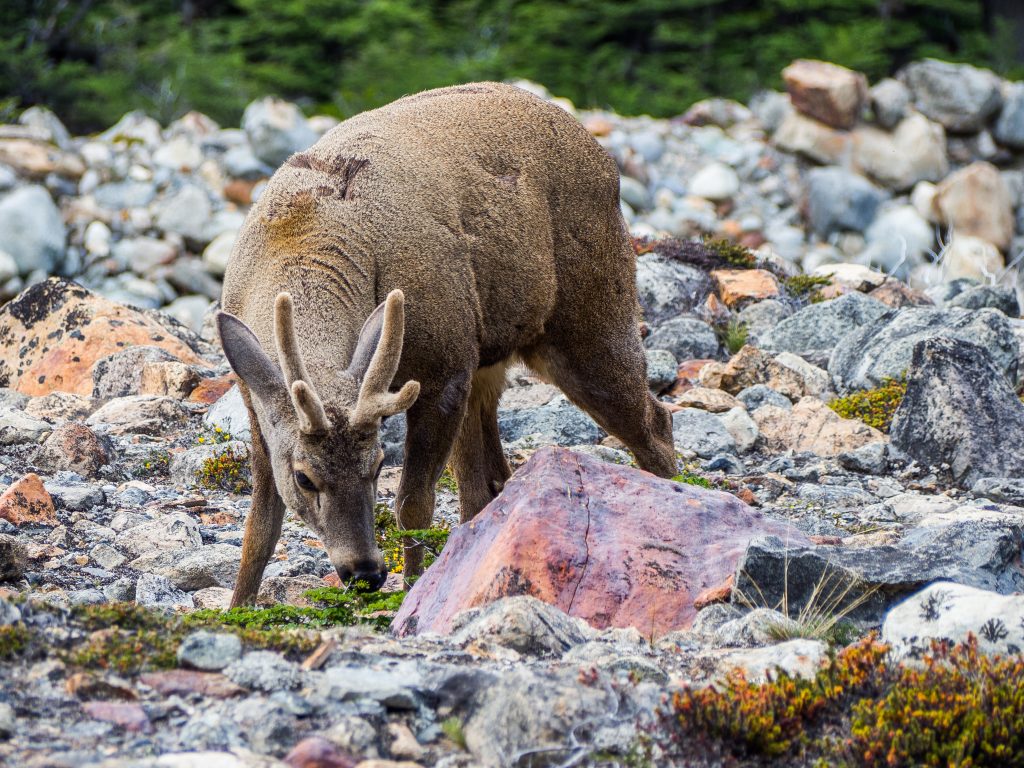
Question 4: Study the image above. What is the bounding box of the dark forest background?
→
[3,0,1024,132]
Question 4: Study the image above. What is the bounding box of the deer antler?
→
[350,290,420,430]
[274,292,331,434]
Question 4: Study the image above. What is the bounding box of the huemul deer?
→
[217,82,677,606]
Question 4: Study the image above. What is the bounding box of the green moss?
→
[68,627,179,673]
[716,318,749,355]
[0,624,30,660]
[197,445,252,494]
[672,469,712,489]
[783,274,832,302]
[436,467,459,494]
[440,716,468,750]
[131,449,170,479]
[828,377,907,433]
[701,236,757,269]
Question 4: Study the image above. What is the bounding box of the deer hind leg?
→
[525,337,676,478]
[450,361,512,523]
[230,395,286,607]
[396,374,471,583]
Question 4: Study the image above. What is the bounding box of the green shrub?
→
[783,274,831,302]
[828,377,907,432]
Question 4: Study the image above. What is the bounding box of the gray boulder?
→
[135,573,194,610]
[805,168,886,237]
[203,384,251,442]
[737,299,792,346]
[947,284,1020,317]
[498,395,604,446]
[0,534,27,583]
[736,384,791,411]
[644,316,719,361]
[635,254,713,325]
[155,184,213,244]
[0,185,66,275]
[890,336,1024,487]
[829,306,1019,393]
[645,348,678,393]
[241,97,318,167]
[92,345,178,399]
[995,82,1024,149]
[672,408,736,457]
[761,292,891,364]
[177,631,243,671]
[734,519,1024,626]
[131,543,242,590]
[901,59,1003,132]
[870,77,910,130]
[451,596,593,656]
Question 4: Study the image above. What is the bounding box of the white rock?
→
[939,234,1004,283]
[202,229,237,276]
[708,638,828,682]
[773,352,831,397]
[115,512,202,558]
[883,582,1024,660]
[0,185,66,275]
[152,136,203,170]
[719,406,758,454]
[861,205,934,274]
[688,162,740,201]
[83,221,112,258]
[204,385,251,441]
[0,251,17,284]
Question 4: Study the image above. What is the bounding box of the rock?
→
[202,230,238,276]
[155,184,213,244]
[81,701,152,733]
[838,441,888,474]
[890,337,1024,487]
[812,263,888,293]
[0,279,205,397]
[112,236,177,273]
[204,384,252,441]
[736,299,791,346]
[35,423,112,478]
[177,631,243,671]
[643,316,719,360]
[782,59,867,129]
[618,175,650,210]
[861,205,935,274]
[635,254,713,324]
[460,667,617,767]
[948,284,1020,317]
[773,110,850,164]
[170,441,249,489]
[0,139,83,179]
[672,408,736,458]
[645,349,677,393]
[688,162,740,201]
[699,345,807,399]
[115,512,202,558]
[0,185,66,275]
[852,113,948,191]
[870,77,910,129]
[884,582,1024,661]
[711,269,779,307]
[719,406,758,454]
[94,181,158,211]
[0,406,51,445]
[901,59,1002,133]
[84,221,112,258]
[284,737,358,768]
[937,234,1004,283]
[90,543,126,571]
[680,97,752,128]
[318,662,422,708]
[734,519,1024,625]
[46,482,104,512]
[0,701,13,739]
[92,346,180,399]
[139,359,201,399]
[710,639,827,683]
[868,280,934,308]
[138,669,245,699]
[753,397,884,456]
[762,293,891,364]
[135,573,194,610]
[153,136,202,170]
[393,446,809,637]
[995,82,1024,149]
[86,395,190,435]
[805,168,886,238]
[131,543,241,590]
[242,97,318,167]
[674,387,742,413]
[737,384,791,411]
[829,306,1019,393]
[498,395,603,447]
[450,596,593,656]
[0,534,27,582]
[101,110,162,147]
[19,105,71,147]
[772,353,830,396]
[0,473,56,526]
[932,162,1014,251]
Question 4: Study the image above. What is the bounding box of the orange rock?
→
[782,59,867,130]
[582,116,615,137]
[667,358,716,397]
[693,574,734,609]
[932,161,1014,251]
[0,278,208,396]
[711,268,780,307]
[188,374,238,404]
[0,473,56,526]
[223,178,259,206]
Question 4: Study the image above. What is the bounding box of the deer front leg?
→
[397,383,468,585]
[230,408,286,607]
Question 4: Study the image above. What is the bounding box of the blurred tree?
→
[0,0,1018,131]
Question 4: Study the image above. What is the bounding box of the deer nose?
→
[336,563,387,591]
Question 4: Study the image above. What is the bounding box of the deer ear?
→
[217,311,287,405]
[347,299,388,381]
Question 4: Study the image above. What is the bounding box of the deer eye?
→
[294,471,317,492]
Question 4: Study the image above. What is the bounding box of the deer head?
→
[216,290,420,590]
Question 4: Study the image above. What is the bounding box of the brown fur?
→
[219,82,676,606]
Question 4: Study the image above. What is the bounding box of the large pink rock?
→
[393,446,810,637]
